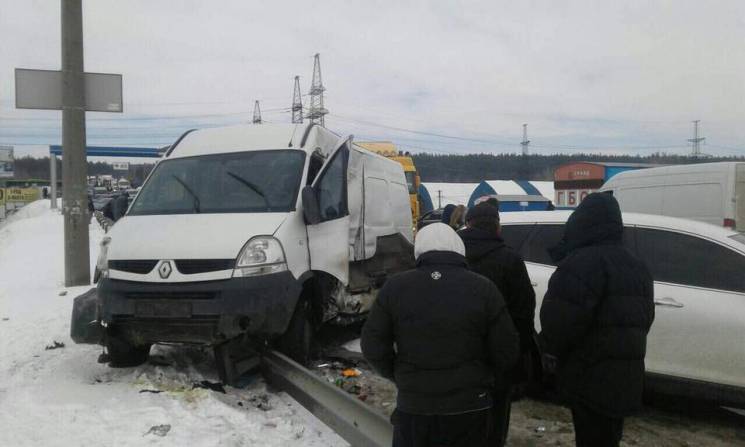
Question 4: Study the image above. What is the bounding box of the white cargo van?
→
[600,162,745,231]
[76,123,414,373]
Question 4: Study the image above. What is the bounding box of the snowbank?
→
[0,202,346,446]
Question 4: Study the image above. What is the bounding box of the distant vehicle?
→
[500,210,745,405]
[356,142,421,227]
[416,207,444,230]
[72,123,414,378]
[600,162,745,231]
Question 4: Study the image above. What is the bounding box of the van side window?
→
[523,225,564,266]
[500,224,534,253]
[315,145,348,222]
[635,228,745,293]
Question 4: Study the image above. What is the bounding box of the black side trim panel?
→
[645,372,745,407]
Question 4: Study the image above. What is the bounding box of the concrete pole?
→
[61,0,90,286]
[50,154,57,209]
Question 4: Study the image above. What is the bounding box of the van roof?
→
[603,161,745,184]
[500,210,740,240]
[166,123,342,159]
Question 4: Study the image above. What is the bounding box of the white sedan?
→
[500,211,745,405]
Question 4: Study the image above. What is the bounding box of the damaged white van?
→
[73,123,414,377]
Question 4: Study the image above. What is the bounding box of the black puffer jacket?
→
[539,193,654,417]
[459,227,536,354]
[362,251,519,415]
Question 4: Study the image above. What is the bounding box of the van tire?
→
[276,299,314,365]
[106,336,151,367]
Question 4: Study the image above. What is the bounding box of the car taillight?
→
[724,218,736,229]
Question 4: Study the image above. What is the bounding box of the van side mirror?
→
[302,186,322,225]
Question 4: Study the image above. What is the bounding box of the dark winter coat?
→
[459,227,536,350]
[459,226,536,383]
[112,193,129,221]
[539,193,654,417]
[362,251,520,415]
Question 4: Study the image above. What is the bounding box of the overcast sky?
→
[2,0,745,159]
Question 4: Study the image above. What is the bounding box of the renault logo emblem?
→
[158,261,172,279]
[431,271,442,280]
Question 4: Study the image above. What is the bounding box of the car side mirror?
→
[302,186,322,225]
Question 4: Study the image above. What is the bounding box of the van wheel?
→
[106,335,151,367]
[276,299,314,365]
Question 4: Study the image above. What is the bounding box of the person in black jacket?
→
[362,223,519,447]
[539,193,654,447]
[458,202,536,446]
[112,190,129,221]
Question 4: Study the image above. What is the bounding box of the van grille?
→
[108,260,158,274]
[175,259,235,274]
[123,291,218,300]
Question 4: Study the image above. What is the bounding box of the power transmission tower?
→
[521,123,530,156]
[688,120,705,157]
[306,53,328,126]
[253,100,262,124]
[291,76,303,124]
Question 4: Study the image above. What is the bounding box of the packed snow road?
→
[0,201,346,447]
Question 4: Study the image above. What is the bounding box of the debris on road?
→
[143,424,171,437]
[44,341,65,350]
[192,380,226,394]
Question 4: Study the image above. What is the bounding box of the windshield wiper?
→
[226,171,268,205]
[172,175,201,213]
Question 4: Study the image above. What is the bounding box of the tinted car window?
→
[500,224,534,252]
[635,228,745,293]
[524,225,564,266]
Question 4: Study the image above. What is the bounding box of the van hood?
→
[106,213,287,260]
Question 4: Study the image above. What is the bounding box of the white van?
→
[81,123,414,373]
[600,162,745,231]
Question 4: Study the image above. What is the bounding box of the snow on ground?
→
[0,201,346,447]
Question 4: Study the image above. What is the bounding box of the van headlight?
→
[233,236,288,277]
[96,236,112,278]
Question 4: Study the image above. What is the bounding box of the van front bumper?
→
[98,272,302,345]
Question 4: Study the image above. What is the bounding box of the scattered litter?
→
[248,394,272,411]
[342,368,361,378]
[139,389,163,394]
[317,363,330,368]
[58,291,68,296]
[143,424,171,437]
[192,380,226,394]
[237,401,244,407]
[45,341,65,350]
[535,425,546,433]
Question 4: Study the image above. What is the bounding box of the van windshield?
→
[129,150,306,215]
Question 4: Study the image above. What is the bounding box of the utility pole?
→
[688,120,705,157]
[306,53,328,126]
[61,0,90,286]
[519,123,530,180]
[291,75,303,124]
[438,190,442,209]
[252,100,262,124]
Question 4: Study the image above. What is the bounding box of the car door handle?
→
[654,297,684,308]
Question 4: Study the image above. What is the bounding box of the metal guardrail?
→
[261,350,393,447]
